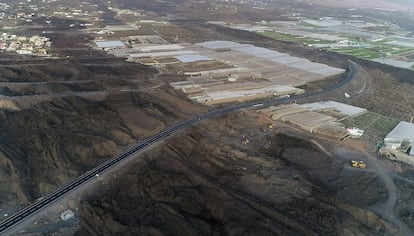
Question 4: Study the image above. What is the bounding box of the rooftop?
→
[384,121,414,143]
[282,111,337,131]
[302,101,367,117]
[196,41,345,77]
[95,41,125,48]
[175,54,212,63]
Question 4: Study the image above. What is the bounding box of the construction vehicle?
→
[351,160,367,169]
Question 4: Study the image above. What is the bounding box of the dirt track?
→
[336,141,412,236]
[362,149,411,235]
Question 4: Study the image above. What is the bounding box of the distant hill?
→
[300,0,414,11]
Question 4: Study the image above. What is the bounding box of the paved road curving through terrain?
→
[0,61,357,234]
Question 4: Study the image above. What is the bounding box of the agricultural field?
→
[329,47,382,59]
[259,28,414,67]
[328,35,414,59]
[341,112,399,144]
[261,31,332,45]
[329,44,414,59]
[370,39,414,56]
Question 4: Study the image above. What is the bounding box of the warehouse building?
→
[260,101,367,137]
[197,41,345,77]
[302,101,367,118]
[95,40,126,50]
[190,85,304,106]
[383,121,414,155]
[262,104,309,120]
[98,38,346,106]
[281,111,337,133]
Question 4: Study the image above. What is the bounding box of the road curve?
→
[0,61,356,234]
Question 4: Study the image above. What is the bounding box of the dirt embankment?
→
[75,112,395,236]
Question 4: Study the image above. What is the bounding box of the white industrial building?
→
[384,121,414,156]
[95,40,126,49]
[302,101,368,117]
[175,54,212,63]
[197,40,345,77]
[128,50,196,58]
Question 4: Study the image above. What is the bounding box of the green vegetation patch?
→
[327,38,414,60]
[261,31,332,45]
[329,47,382,59]
[390,47,414,55]
[341,112,399,143]
[370,42,414,55]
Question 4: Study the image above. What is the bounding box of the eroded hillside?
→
[75,112,396,236]
[0,54,206,219]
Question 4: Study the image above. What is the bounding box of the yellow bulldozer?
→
[351,160,367,169]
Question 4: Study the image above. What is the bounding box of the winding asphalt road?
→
[0,61,356,234]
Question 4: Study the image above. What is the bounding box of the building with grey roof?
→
[175,54,212,63]
[384,121,414,155]
[302,101,367,117]
[95,41,126,49]
[196,40,345,77]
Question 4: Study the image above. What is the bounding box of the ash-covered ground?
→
[74,112,398,235]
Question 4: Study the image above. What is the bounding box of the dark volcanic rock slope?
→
[75,112,395,236]
[0,58,205,214]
